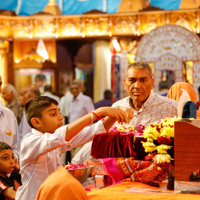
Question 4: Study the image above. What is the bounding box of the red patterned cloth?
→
[100,157,173,184]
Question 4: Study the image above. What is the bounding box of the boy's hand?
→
[100,107,134,124]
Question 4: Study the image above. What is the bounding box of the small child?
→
[0,142,21,200]
[16,96,133,200]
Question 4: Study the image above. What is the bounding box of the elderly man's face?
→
[2,86,13,103]
[70,84,80,98]
[124,67,154,109]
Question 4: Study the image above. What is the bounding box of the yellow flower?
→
[144,146,156,153]
[142,141,156,147]
[117,125,135,132]
[142,141,156,153]
[153,154,172,164]
[147,138,153,142]
[126,125,135,131]
[117,125,127,132]
[160,126,174,138]
[156,144,172,154]
[143,126,159,140]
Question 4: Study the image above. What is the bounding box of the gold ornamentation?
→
[5,129,13,136]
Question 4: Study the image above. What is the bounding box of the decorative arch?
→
[136,24,200,92]
[154,53,183,92]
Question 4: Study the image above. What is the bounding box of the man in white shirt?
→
[68,81,95,123]
[0,75,19,158]
[0,105,19,159]
[68,80,95,158]
[43,84,60,105]
[60,89,73,124]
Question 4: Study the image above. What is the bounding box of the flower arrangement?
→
[142,116,179,164]
[110,124,145,136]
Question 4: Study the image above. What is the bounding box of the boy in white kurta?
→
[16,96,133,200]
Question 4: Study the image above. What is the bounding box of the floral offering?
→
[142,116,179,164]
[64,163,90,170]
[110,124,145,136]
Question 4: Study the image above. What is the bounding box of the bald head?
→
[18,84,40,107]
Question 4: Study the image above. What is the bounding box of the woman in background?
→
[167,82,200,119]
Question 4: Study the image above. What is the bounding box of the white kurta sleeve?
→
[69,120,106,149]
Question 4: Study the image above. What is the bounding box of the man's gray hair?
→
[70,81,81,88]
[126,62,153,78]
[3,83,18,98]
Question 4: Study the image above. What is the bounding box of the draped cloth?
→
[167,82,200,119]
[91,132,147,160]
[87,181,200,200]
[91,157,172,184]
[36,167,87,200]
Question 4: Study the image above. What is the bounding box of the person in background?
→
[0,76,19,159]
[15,96,134,200]
[94,89,113,109]
[167,82,200,119]
[60,87,73,164]
[68,81,95,159]
[74,78,85,93]
[2,84,23,124]
[158,80,170,97]
[35,74,46,95]
[60,87,73,125]
[196,86,200,110]
[0,142,21,200]
[43,84,60,106]
[18,84,40,146]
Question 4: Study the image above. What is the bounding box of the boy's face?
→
[0,149,15,177]
[36,103,64,133]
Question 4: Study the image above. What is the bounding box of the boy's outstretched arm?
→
[65,107,134,141]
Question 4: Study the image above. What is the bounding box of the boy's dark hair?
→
[25,96,58,128]
[0,142,12,152]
